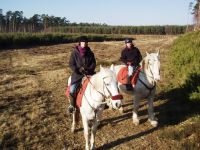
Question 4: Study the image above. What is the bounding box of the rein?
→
[138,78,156,93]
[85,75,122,101]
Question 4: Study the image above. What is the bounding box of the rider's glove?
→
[79,67,86,74]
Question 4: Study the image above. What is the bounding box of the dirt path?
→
[0,35,178,150]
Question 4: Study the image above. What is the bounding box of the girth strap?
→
[138,78,156,98]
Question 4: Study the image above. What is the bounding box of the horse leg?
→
[117,97,124,114]
[132,96,140,125]
[90,119,98,150]
[119,100,124,114]
[82,116,90,150]
[118,84,124,114]
[71,110,80,133]
[71,110,76,133]
[147,98,158,127]
[96,106,104,126]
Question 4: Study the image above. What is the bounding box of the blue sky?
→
[1,0,194,25]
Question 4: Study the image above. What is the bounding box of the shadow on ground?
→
[96,127,157,150]
[155,73,200,126]
[95,73,200,149]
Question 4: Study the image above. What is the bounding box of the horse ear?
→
[141,60,145,68]
[146,51,149,56]
[100,65,104,72]
[157,49,160,56]
[110,64,115,72]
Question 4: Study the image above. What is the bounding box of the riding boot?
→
[126,75,133,91]
[68,94,76,114]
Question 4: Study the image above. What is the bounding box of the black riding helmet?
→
[79,36,88,43]
[125,38,133,44]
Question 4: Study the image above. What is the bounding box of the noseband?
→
[102,76,123,100]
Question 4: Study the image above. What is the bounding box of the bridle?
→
[147,59,160,81]
[102,76,123,100]
[138,58,159,97]
[83,75,123,111]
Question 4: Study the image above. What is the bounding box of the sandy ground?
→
[0,35,179,150]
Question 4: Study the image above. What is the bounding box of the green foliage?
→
[0,33,124,50]
[169,31,200,102]
[52,25,186,35]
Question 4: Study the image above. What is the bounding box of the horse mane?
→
[91,67,114,88]
[98,67,114,77]
[141,56,149,73]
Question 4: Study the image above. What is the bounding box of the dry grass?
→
[160,116,200,149]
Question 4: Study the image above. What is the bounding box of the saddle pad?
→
[76,78,90,108]
[131,67,142,86]
[117,67,128,84]
[117,66,142,85]
[65,78,90,108]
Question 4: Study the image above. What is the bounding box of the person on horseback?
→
[68,36,96,114]
[120,38,142,90]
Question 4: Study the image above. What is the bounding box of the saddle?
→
[117,66,142,86]
[65,77,90,108]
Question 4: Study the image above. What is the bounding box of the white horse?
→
[110,51,160,127]
[67,66,123,150]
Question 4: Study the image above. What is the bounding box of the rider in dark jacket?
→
[68,36,96,113]
[120,38,142,90]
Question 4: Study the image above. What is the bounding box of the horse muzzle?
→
[154,75,160,82]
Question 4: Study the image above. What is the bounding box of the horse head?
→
[99,65,123,109]
[142,50,160,82]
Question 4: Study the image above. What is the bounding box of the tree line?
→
[0,10,70,32]
[1,0,200,34]
[52,25,186,35]
[0,9,186,35]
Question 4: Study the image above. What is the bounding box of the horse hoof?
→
[148,119,158,127]
[90,146,95,150]
[133,119,139,126]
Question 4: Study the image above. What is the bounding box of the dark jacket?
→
[69,46,96,84]
[120,46,142,66]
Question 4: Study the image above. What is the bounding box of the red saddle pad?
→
[65,78,90,108]
[117,66,142,85]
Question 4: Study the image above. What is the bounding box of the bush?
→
[169,31,200,102]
